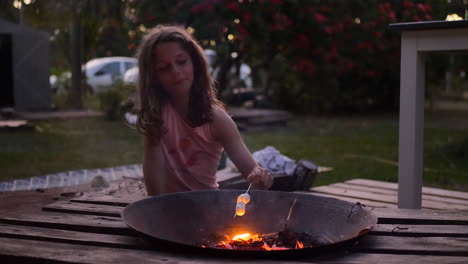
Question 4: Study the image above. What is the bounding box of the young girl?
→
[135,25,273,196]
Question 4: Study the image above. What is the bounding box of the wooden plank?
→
[354,235,468,256]
[314,253,468,264]
[0,223,146,249]
[71,195,140,207]
[309,186,400,205]
[329,183,397,195]
[309,185,468,210]
[371,224,468,237]
[345,178,399,190]
[325,183,468,206]
[1,237,467,264]
[295,191,396,208]
[0,211,131,235]
[216,167,243,183]
[0,120,28,127]
[346,179,468,200]
[43,200,122,217]
[372,208,468,225]
[0,237,211,264]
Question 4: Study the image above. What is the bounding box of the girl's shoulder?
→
[211,104,230,122]
[210,105,237,143]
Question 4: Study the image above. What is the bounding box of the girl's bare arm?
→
[143,136,167,196]
[211,107,273,190]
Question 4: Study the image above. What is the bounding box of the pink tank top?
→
[160,103,223,193]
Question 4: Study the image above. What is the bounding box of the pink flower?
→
[388,11,396,21]
[304,6,314,14]
[145,14,155,22]
[403,1,413,9]
[335,23,344,32]
[368,70,376,78]
[378,4,386,13]
[270,0,283,5]
[417,3,425,12]
[191,4,203,13]
[293,33,310,49]
[237,25,248,40]
[314,12,327,23]
[294,58,317,75]
[311,48,320,56]
[227,2,240,13]
[243,11,252,24]
[204,2,215,12]
[329,41,338,58]
[357,42,373,51]
[424,4,432,12]
[375,31,383,39]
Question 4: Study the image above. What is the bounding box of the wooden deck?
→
[308,179,468,210]
[2,193,468,263]
[217,168,468,210]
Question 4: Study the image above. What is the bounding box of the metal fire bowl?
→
[122,190,378,258]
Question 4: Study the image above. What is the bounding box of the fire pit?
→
[121,190,377,258]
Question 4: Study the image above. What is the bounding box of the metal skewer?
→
[283,199,298,230]
[245,182,252,194]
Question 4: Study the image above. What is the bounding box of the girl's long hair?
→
[135,25,223,139]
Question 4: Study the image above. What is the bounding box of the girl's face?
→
[154,41,194,99]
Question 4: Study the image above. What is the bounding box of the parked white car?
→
[50,57,137,93]
[85,57,137,92]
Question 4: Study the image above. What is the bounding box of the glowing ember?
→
[197,230,320,251]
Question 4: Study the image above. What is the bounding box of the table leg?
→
[398,33,425,209]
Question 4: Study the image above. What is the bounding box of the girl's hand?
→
[247,166,273,190]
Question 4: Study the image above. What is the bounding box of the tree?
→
[14,0,135,108]
[184,0,441,113]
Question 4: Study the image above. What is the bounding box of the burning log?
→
[197,229,322,251]
[196,198,322,251]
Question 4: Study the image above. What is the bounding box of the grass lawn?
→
[243,110,468,192]
[1,110,467,192]
[0,118,143,182]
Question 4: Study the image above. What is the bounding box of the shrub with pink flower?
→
[127,0,443,113]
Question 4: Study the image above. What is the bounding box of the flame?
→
[262,242,272,251]
[261,242,290,251]
[296,240,304,249]
[211,231,307,251]
[232,232,262,242]
[232,233,251,241]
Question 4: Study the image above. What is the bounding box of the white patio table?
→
[389,20,468,209]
